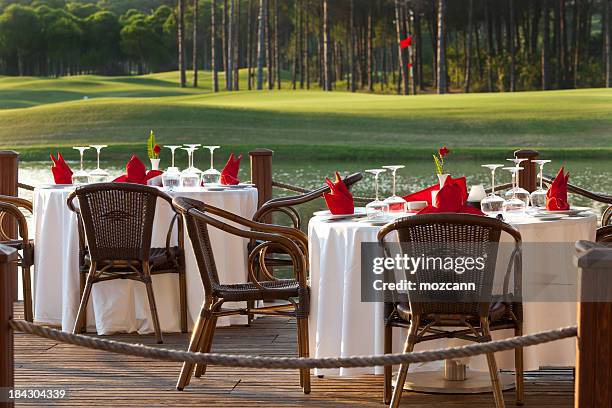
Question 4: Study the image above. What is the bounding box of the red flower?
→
[400,36,413,49]
[407,63,413,69]
[153,144,161,155]
[439,146,449,158]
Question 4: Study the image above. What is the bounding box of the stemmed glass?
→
[180,147,200,188]
[162,145,182,191]
[88,145,109,183]
[530,159,552,208]
[72,146,90,184]
[184,144,202,173]
[502,167,527,214]
[365,169,390,220]
[382,165,407,213]
[505,158,530,206]
[480,164,505,216]
[202,146,221,184]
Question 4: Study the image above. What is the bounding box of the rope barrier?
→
[10,319,576,369]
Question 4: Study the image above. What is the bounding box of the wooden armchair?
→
[67,183,187,342]
[172,197,310,393]
[378,214,524,408]
[0,195,34,322]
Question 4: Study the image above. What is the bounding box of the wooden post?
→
[514,149,539,192]
[249,149,273,209]
[0,151,18,302]
[0,245,17,408]
[575,241,612,408]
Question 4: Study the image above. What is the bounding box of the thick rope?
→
[10,320,576,369]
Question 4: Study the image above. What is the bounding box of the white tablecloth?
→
[33,186,258,335]
[308,211,597,376]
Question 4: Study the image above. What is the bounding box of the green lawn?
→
[1,71,611,162]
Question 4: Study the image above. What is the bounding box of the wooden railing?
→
[0,244,17,408]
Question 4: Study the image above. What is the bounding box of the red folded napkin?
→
[323,172,354,215]
[403,176,468,205]
[112,155,162,185]
[546,166,570,211]
[50,152,73,184]
[417,178,484,216]
[220,153,242,185]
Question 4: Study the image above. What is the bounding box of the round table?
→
[33,185,258,335]
[308,210,597,378]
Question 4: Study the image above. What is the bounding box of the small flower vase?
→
[438,173,450,189]
[150,158,160,171]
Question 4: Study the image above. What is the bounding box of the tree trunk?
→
[554,0,562,87]
[299,0,304,88]
[222,0,228,89]
[485,0,494,91]
[430,0,438,89]
[212,0,219,92]
[266,0,273,89]
[367,8,373,92]
[178,0,187,87]
[193,0,199,87]
[572,0,581,88]
[234,0,240,90]
[304,2,310,89]
[292,1,299,90]
[394,0,409,95]
[415,9,424,90]
[256,0,266,90]
[322,0,332,91]
[227,0,234,90]
[464,0,473,93]
[437,0,447,94]
[274,0,280,89]
[606,0,611,87]
[247,0,253,90]
[348,0,354,91]
[509,0,516,91]
[542,0,551,90]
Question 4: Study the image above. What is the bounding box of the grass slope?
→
[1,71,611,162]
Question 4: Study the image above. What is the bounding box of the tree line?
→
[1,0,611,93]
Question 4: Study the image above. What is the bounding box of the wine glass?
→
[180,147,200,188]
[88,145,109,183]
[72,146,90,184]
[202,146,221,184]
[502,167,526,214]
[365,169,390,220]
[530,160,552,208]
[184,144,202,173]
[164,145,182,169]
[480,164,505,216]
[382,165,407,213]
[505,158,530,206]
[162,145,182,191]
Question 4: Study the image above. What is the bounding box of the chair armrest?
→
[0,201,29,242]
[0,195,33,213]
[596,226,612,243]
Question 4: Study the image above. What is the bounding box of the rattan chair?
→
[378,214,523,408]
[172,197,311,393]
[67,183,186,343]
[0,195,34,322]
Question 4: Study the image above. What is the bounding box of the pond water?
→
[19,157,612,217]
[12,158,611,300]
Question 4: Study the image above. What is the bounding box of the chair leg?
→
[142,263,163,344]
[176,307,209,390]
[21,265,33,322]
[194,315,217,378]
[482,319,505,408]
[73,265,95,334]
[78,269,87,333]
[389,315,420,408]
[178,269,187,333]
[383,323,393,404]
[297,316,311,394]
[514,325,524,406]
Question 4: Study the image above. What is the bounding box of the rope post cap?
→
[514,149,539,159]
[0,244,18,263]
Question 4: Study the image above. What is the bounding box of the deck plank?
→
[12,302,573,406]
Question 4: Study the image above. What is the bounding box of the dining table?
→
[308,209,597,379]
[33,185,258,335]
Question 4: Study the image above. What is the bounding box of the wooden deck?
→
[12,303,574,407]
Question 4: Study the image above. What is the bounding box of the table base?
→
[395,370,515,394]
